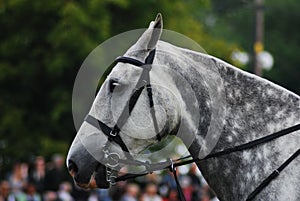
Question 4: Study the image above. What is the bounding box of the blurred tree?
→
[0,0,113,171]
[108,0,237,60]
[264,0,300,94]
[0,0,237,173]
[209,0,300,94]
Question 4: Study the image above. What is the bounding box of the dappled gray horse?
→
[67,14,300,201]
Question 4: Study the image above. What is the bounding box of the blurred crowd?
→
[0,155,218,201]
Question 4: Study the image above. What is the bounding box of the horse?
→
[66,14,300,201]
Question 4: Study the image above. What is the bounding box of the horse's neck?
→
[159,42,300,200]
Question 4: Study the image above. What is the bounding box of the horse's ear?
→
[130,13,163,53]
[147,13,163,50]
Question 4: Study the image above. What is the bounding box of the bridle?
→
[84,49,300,201]
[84,49,162,165]
[84,49,165,183]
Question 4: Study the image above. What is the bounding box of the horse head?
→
[66,14,186,189]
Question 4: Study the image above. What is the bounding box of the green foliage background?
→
[0,0,299,173]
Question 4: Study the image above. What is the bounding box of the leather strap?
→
[84,115,129,153]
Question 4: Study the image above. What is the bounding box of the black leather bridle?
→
[84,49,162,166]
[84,49,300,201]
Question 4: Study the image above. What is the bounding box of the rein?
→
[84,49,300,201]
[112,123,300,201]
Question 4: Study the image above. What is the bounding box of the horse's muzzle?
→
[67,160,110,189]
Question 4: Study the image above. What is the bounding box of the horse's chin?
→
[75,175,98,189]
[94,163,110,189]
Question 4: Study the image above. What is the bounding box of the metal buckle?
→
[108,175,117,185]
[169,158,175,172]
[110,130,117,136]
[106,169,111,181]
[106,170,117,185]
[106,152,120,168]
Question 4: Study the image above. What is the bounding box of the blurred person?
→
[201,186,218,201]
[7,163,27,201]
[120,183,140,201]
[8,163,28,193]
[43,191,61,201]
[87,191,98,201]
[158,183,169,201]
[10,190,26,201]
[136,173,161,191]
[179,176,193,201]
[57,182,74,201]
[25,183,41,201]
[161,171,177,190]
[87,188,113,201]
[145,173,160,185]
[29,156,46,195]
[109,167,128,201]
[20,163,29,183]
[187,164,202,201]
[44,154,70,191]
[141,183,162,201]
[109,181,126,201]
[167,188,179,201]
[0,180,15,201]
[96,189,111,201]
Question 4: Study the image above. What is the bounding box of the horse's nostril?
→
[68,160,78,173]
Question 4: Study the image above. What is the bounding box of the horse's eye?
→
[108,79,120,93]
